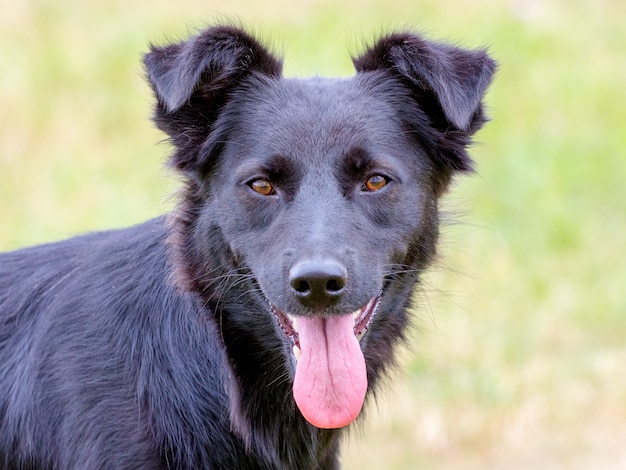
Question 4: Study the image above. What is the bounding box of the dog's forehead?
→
[274,76,398,129]
[236,74,409,157]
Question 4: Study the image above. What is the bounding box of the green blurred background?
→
[1,0,625,468]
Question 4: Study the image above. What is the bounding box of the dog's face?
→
[212,75,429,314]
[145,26,495,430]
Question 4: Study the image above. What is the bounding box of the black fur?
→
[0,26,495,469]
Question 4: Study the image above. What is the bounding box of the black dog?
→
[0,26,495,469]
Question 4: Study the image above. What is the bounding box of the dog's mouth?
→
[270,295,381,352]
[269,293,382,429]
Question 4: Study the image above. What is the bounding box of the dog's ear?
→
[144,26,282,172]
[353,33,496,131]
[353,33,496,173]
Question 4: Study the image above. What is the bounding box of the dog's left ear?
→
[354,33,496,173]
[353,33,496,131]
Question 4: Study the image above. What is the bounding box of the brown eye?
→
[250,179,275,196]
[363,174,388,192]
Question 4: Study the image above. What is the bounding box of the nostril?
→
[326,278,344,293]
[293,279,311,294]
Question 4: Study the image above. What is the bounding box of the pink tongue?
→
[292,315,367,429]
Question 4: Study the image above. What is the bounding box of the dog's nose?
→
[289,260,347,308]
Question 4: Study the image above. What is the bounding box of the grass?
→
[1,0,625,468]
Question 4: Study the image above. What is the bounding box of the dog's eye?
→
[362,175,388,192]
[249,179,275,196]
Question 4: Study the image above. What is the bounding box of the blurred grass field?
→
[1,0,625,468]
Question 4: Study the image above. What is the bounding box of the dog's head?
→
[145,26,495,430]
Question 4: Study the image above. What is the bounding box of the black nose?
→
[289,260,347,308]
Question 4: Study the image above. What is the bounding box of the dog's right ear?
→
[144,26,283,172]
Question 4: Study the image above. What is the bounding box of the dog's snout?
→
[289,260,347,308]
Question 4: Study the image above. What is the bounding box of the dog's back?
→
[0,220,268,468]
[0,221,166,468]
